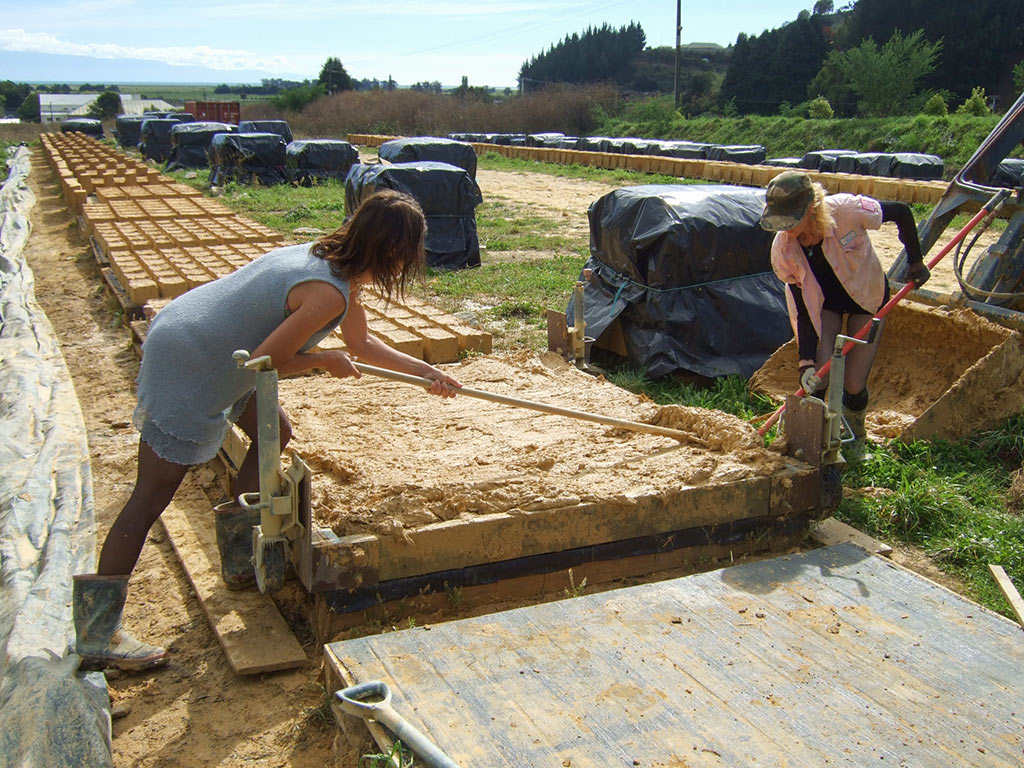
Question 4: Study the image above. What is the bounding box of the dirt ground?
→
[23,148,978,767]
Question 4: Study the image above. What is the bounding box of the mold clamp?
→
[233,349,308,593]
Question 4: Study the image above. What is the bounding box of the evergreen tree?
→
[318,57,353,94]
[518,22,646,88]
[88,90,123,119]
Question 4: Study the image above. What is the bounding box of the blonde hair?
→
[805,181,835,240]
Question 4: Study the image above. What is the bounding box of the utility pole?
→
[673,0,682,109]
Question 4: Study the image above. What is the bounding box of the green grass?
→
[476,199,585,254]
[838,416,1024,619]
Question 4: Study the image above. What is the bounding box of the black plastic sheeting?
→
[346,161,483,270]
[285,140,359,185]
[706,145,767,165]
[575,184,791,379]
[164,122,236,171]
[0,146,114,768]
[138,118,183,163]
[113,115,146,148]
[526,133,567,147]
[765,157,803,167]
[238,119,293,145]
[209,132,288,186]
[60,118,103,138]
[888,152,944,180]
[379,137,478,179]
[834,151,943,180]
[991,158,1024,187]
[799,149,858,172]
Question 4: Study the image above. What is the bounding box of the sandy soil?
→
[22,147,982,767]
[279,352,783,535]
[23,151,349,768]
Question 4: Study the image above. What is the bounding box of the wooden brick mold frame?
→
[303,462,821,639]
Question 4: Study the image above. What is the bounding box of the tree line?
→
[721,0,1023,117]
[518,22,646,91]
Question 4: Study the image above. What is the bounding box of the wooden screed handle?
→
[352,362,691,442]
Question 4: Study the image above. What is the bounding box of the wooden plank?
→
[989,564,1024,628]
[159,474,306,674]
[811,517,893,557]
[326,544,1024,767]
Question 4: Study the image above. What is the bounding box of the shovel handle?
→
[352,361,694,442]
[335,682,461,768]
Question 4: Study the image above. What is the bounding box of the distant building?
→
[39,93,176,123]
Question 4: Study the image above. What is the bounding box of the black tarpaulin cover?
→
[379,137,478,179]
[345,161,483,270]
[138,118,183,163]
[992,158,1024,187]
[164,122,236,171]
[209,132,288,186]
[113,115,146,148]
[285,140,359,185]
[576,184,791,379]
[888,152,943,180]
[238,120,293,145]
[60,118,103,138]
[799,149,857,172]
[706,145,767,165]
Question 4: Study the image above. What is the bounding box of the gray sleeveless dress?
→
[133,242,350,465]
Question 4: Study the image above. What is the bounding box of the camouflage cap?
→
[760,171,814,232]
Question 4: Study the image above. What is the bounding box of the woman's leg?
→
[97,439,190,576]
[843,312,884,396]
[233,395,292,497]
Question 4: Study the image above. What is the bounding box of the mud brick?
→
[157,274,189,298]
[194,198,233,217]
[107,250,139,285]
[166,182,202,197]
[407,325,459,363]
[109,200,147,220]
[96,186,128,202]
[164,198,205,217]
[125,275,160,304]
[368,323,424,358]
[139,199,176,219]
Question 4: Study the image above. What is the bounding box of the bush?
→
[921,93,948,116]
[956,87,990,117]
[807,96,834,119]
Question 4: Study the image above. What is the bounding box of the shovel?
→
[335,680,461,768]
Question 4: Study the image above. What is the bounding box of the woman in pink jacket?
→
[760,171,930,461]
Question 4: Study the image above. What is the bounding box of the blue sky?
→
[0,1,817,87]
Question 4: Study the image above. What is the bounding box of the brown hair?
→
[312,189,426,303]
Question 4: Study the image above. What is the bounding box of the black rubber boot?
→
[214,501,259,590]
[73,574,169,671]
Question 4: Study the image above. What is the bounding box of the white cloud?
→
[0,28,305,72]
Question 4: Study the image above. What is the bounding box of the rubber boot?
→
[73,574,169,671]
[214,501,259,590]
[843,406,869,463]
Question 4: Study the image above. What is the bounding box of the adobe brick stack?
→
[40,132,486,365]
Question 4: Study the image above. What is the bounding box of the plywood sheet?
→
[326,544,1023,767]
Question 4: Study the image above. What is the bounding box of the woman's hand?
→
[423,368,461,398]
[321,350,361,380]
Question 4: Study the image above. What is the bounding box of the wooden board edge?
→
[159,476,307,675]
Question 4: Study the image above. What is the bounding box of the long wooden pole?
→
[352,362,692,442]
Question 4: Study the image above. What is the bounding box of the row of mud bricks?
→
[38,131,489,364]
[349,133,948,206]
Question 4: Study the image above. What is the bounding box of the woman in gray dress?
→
[73,189,461,671]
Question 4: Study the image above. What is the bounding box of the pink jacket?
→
[771,193,885,346]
